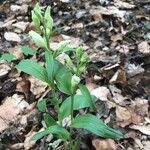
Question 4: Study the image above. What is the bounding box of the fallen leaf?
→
[10,4,28,15]
[12,21,29,32]
[10,143,24,149]
[29,76,47,98]
[91,86,110,101]
[130,125,150,136]
[114,1,135,9]
[142,141,150,150]
[116,106,132,127]
[8,47,24,59]
[4,32,21,42]
[24,130,37,150]
[92,139,117,150]
[125,63,144,77]
[116,99,148,127]
[134,138,144,149]
[109,68,127,84]
[109,85,127,105]
[0,94,29,132]
[111,34,122,42]
[16,77,31,99]
[0,61,11,78]
[138,41,150,54]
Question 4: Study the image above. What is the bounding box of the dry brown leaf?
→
[92,139,117,150]
[51,34,64,42]
[125,63,144,77]
[116,106,132,127]
[4,32,21,42]
[114,1,135,9]
[8,47,24,59]
[10,143,24,149]
[91,86,110,101]
[29,76,47,98]
[130,125,150,136]
[109,85,127,105]
[138,41,150,54]
[12,21,29,32]
[111,34,122,42]
[116,99,148,127]
[0,61,11,78]
[142,141,150,150]
[90,6,126,22]
[134,138,144,149]
[109,69,127,84]
[0,94,29,132]
[16,77,31,99]
[24,130,37,150]
[10,4,28,15]
[117,45,129,54]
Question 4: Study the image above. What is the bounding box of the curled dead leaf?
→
[92,139,117,150]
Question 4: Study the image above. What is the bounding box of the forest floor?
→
[0,0,150,150]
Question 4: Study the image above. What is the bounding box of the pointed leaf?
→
[29,31,46,48]
[71,114,123,140]
[45,51,72,95]
[22,47,36,56]
[44,6,53,30]
[45,51,62,82]
[16,60,48,83]
[55,70,72,95]
[78,84,96,111]
[59,95,96,120]
[44,113,57,127]
[32,125,70,141]
[37,99,47,112]
[0,53,16,63]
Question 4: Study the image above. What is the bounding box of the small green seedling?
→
[16,3,123,149]
[0,53,16,63]
[21,47,36,56]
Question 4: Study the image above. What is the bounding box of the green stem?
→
[70,95,74,123]
[69,95,74,148]
[51,83,59,113]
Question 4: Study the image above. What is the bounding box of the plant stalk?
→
[71,95,74,123]
[69,95,74,148]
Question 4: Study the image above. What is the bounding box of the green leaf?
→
[71,114,123,140]
[45,51,73,95]
[16,60,48,83]
[59,95,97,120]
[29,31,46,48]
[62,47,76,53]
[32,125,70,141]
[32,10,41,29]
[78,84,96,111]
[45,51,62,82]
[44,6,53,31]
[37,99,47,112]
[0,53,16,63]
[48,139,63,149]
[33,3,42,21]
[55,69,72,95]
[146,32,150,39]
[44,113,57,127]
[21,47,36,56]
